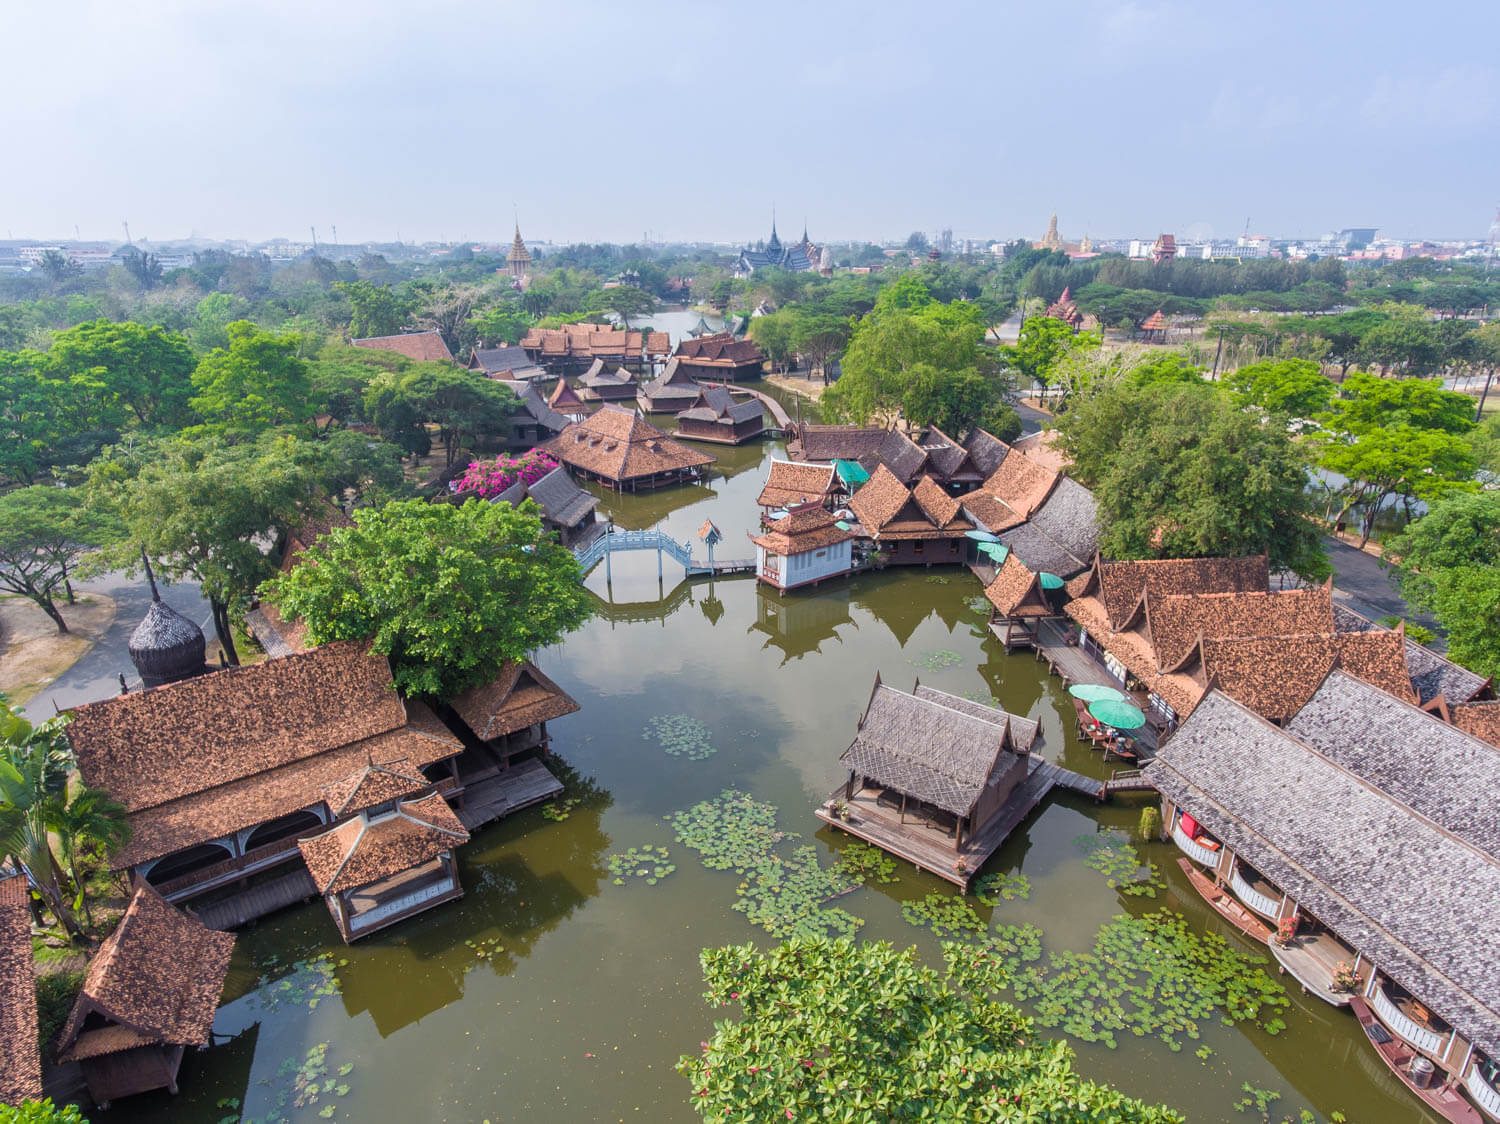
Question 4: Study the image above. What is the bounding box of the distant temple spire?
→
[508,221,532,278]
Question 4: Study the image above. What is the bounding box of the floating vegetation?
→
[924,575,951,584]
[1075,831,1165,898]
[945,924,1046,990]
[252,953,342,1014]
[833,841,899,885]
[607,845,676,886]
[463,935,505,960]
[1008,912,1289,1050]
[1234,1082,1281,1118]
[960,687,1002,707]
[974,871,1031,905]
[642,714,716,760]
[540,797,581,821]
[901,892,987,938]
[223,1042,352,1123]
[668,790,860,940]
[964,595,992,617]
[907,648,963,670]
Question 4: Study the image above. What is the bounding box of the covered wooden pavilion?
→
[577,359,639,403]
[848,465,973,566]
[637,357,702,413]
[983,553,1055,651]
[757,459,839,511]
[675,385,766,445]
[56,884,234,1106]
[544,406,715,491]
[672,333,766,382]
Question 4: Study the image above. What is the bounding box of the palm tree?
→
[47,785,131,928]
[0,701,83,940]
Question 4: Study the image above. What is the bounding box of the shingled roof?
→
[1183,629,1415,722]
[750,504,854,555]
[757,460,837,509]
[983,554,1052,618]
[849,465,972,539]
[298,792,468,895]
[962,428,1012,478]
[673,333,765,366]
[1146,688,1500,1058]
[982,451,1057,518]
[469,345,543,379]
[789,424,888,462]
[1452,700,1500,747]
[352,330,454,364]
[57,884,234,1064]
[639,358,700,404]
[996,521,1090,579]
[544,407,716,484]
[1151,585,1334,671]
[839,679,1017,817]
[1331,602,1492,705]
[67,642,463,868]
[911,683,1040,752]
[449,660,580,742]
[865,429,929,483]
[0,875,40,1105]
[548,378,588,412]
[1076,555,1270,631]
[321,761,431,818]
[493,465,598,528]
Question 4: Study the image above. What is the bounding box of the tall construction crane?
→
[122,220,131,245]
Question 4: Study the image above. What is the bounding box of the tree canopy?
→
[0,486,119,633]
[1223,358,1335,418]
[1055,382,1328,580]
[264,498,593,697]
[189,320,314,440]
[681,936,1181,1124]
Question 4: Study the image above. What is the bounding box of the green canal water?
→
[112,415,1442,1124]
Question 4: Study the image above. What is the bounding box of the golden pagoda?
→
[507,223,532,278]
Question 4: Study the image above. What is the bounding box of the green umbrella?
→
[1068,683,1127,703]
[1038,572,1066,590]
[1088,700,1147,730]
[978,542,1009,562]
[965,530,1001,542]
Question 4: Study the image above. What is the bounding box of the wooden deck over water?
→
[1272,930,1361,1007]
[1034,618,1163,756]
[816,757,1103,890]
[457,757,565,830]
[191,866,319,931]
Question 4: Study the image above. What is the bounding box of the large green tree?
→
[1322,371,1475,436]
[1223,358,1335,417]
[335,280,410,339]
[0,486,120,633]
[364,365,518,468]
[48,319,197,429]
[1004,316,1097,386]
[1056,382,1328,579]
[265,498,592,697]
[189,321,315,440]
[588,285,656,328]
[91,435,322,663]
[681,937,1181,1124]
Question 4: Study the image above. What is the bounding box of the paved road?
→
[22,571,212,722]
[1321,536,1442,642]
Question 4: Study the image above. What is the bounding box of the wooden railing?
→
[1171,821,1223,868]
[1370,983,1445,1055]
[1466,1063,1500,1119]
[1229,868,1282,919]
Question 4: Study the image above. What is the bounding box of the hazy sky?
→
[3,0,1497,246]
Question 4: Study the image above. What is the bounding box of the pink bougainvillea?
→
[453,449,560,499]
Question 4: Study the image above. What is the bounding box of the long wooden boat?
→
[1175,857,1273,942]
[1349,996,1483,1124]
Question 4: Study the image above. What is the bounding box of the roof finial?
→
[140,545,160,602]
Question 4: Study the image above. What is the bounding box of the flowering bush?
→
[1274,916,1298,946]
[454,449,559,499]
[1331,961,1360,993]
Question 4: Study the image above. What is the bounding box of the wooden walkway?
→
[1034,619,1162,755]
[817,757,1103,890]
[191,867,319,931]
[700,381,792,429]
[458,758,565,830]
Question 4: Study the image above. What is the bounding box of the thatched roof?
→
[839,678,1017,817]
[128,597,206,683]
[57,884,234,1063]
[758,460,837,509]
[1146,688,1500,1058]
[299,792,468,895]
[449,660,580,742]
[544,407,716,483]
[0,876,40,1104]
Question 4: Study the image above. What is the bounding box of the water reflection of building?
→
[748,583,855,664]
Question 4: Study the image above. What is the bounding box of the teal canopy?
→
[978,542,1009,562]
[834,459,870,487]
[1068,683,1127,703]
[965,530,1001,542]
[834,520,852,531]
[1038,572,1066,590]
[1088,700,1147,730]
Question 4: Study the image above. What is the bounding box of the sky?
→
[3,0,1497,247]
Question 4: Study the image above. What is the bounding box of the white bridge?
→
[573,527,751,580]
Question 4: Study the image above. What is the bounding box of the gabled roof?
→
[544,407,716,483]
[962,428,1011,478]
[639,357,700,400]
[1025,477,1098,566]
[839,679,1014,817]
[910,476,962,527]
[959,491,1026,535]
[0,875,40,1104]
[351,330,454,363]
[1146,688,1500,1058]
[1009,430,1069,473]
[548,379,587,411]
[848,464,912,531]
[750,503,854,555]
[790,424,888,462]
[982,451,1057,519]
[911,683,1040,752]
[983,554,1052,618]
[298,792,468,895]
[674,333,765,366]
[1331,602,1491,705]
[918,426,978,481]
[57,884,234,1062]
[1077,556,1270,631]
[1286,670,1500,858]
[1150,585,1334,671]
[850,466,973,540]
[449,660,580,742]
[1452,700,1500,747]
[469,345,535,375]
[321,761,430,818]
[520,465,598,527]
[758,460,836,508]
[580,362,635,388]
[996,521,1089,578]
[1182,629,1415,722]
[514,382,569,432]
[866,429,928,483]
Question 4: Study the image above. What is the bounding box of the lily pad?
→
[642,714,717,760]
[606,845,676,886]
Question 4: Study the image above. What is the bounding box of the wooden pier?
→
[457,758,565,830]
[816,757,1107,890]
[1033,618,1163,755]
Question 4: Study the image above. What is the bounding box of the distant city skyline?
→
[3,0,1496,247]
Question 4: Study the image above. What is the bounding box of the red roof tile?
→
[351,331,454,363]
[0,875,40,1104]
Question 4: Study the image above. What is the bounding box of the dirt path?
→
[0,594,117,705]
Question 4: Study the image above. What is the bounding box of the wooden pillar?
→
[899,792,907,824]
[844,772,855,801]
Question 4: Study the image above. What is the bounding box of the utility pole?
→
[310,226,318,251]
[331,225,338,248]
[122,220,131,245]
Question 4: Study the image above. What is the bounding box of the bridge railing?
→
[572,527,696,574]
